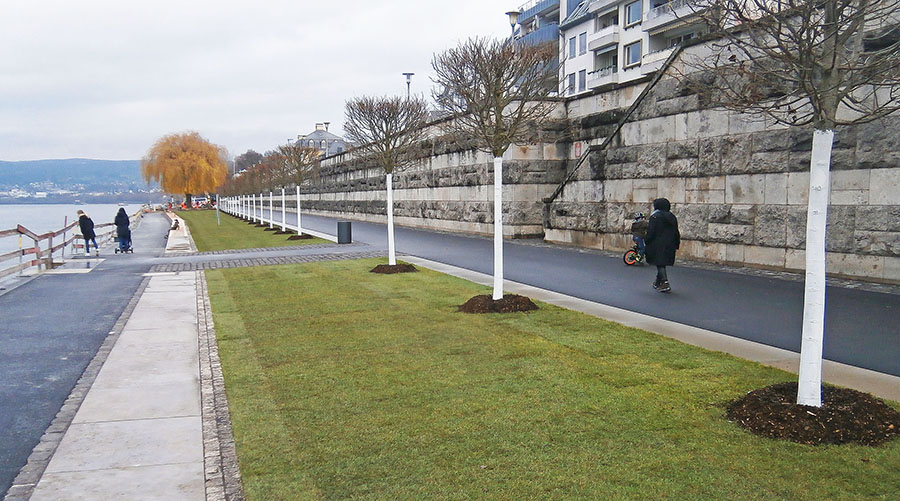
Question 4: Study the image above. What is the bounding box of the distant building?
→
[559,0,705,96]
[296,123,351,157]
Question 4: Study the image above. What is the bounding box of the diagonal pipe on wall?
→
[541,45,686,229]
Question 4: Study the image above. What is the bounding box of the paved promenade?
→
[2,209,898,500]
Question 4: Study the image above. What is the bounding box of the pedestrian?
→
[77,209,99,257]
[114,207,131,252]
[644,198,680,293]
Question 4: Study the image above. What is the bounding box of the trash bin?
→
[337,221,352,244]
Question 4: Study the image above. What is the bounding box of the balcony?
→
[588,0,621,15]
[519,22,559,46]
[641,47,674,74]
[588,24,619,52]
[643,0,697,33]
[588,65,619,88]
[518,0,559,24]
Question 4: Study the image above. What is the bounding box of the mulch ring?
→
[458,294,539,314]
[287,234,314,240]
[726,382,899,446]
[370,263,418,274]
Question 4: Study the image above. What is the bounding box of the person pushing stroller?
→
[114,208,132,253]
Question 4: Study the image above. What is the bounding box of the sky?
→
[0,1,519,161]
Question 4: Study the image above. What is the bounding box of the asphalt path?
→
[280,211,899,377]
[0,212,171,496]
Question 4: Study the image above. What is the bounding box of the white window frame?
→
[625,0,642,27]
[578,69,586,91]
[567,73,576,94]
[569,37,576,58]
[624,40,642,67]
[579,32,587,55]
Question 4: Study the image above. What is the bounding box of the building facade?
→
[559,0,705,96]
[296,123,351,157]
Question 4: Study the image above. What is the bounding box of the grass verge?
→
[178,210,328,252]
[205,259,900,500]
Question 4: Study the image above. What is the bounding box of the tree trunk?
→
[387,173,396,266]
[796,129,834,407]
[185,193,192,206]
[493,157,504,300]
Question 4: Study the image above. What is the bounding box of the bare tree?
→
[234,149,263,176]
[344,95,429,266]
[684,0,900,406]
[432,37,557,300]
[277,143,321,188]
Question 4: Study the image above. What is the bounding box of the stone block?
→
[677,205,709,240]
[637,145,667,177]
[748,151,789,174]
[729,204,757,225]
[831,169,869,190]
[829,149,857,171]
[621,122,642,146]
[697,137,722,176]
[785,249,805,271]
[673,112,691,141]
[831,190,868,205]
[662,158,698,177]
[643,115,678,143]
[751,129,793,152]
[826,206,857,253]
[856,206,900,231]
[884,256,900,282]
[744,245,786,267]
[605,179,634,202]
[695,241,727,261]
[667,140,698,160]
[708,223,754,244]
[787,172,810,205]
[688,109,730,138]
[657,177,686,204]
[854,231,900,256]
[686,176,725,191]
[725,243,745,262]
[728,112,769,135]
[685,188,726,204]
[856,119,900,169]
[725,174,766,204]
[764,173,788,205]
[754,205,787,247]
[788,151,812,172]
[720,136,753,174]
[708,204,731,223]
[827,252,884,279]
[870,168,900,205]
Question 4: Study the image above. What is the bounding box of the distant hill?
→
[0,158,148,191]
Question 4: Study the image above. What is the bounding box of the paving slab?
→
[31,463,204,501]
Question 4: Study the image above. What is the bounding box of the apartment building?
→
[559,0,705,96]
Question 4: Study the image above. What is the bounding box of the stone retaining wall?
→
[297,68,900,283]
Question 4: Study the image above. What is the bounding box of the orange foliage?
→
[141,131,227,198]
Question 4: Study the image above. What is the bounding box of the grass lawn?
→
[178,209,329,252]
[205,259,900,500]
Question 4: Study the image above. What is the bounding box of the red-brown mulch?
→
[458,294,539,314]
[287,234,314,240]
[726,382,899,446]
[370,263,418,274]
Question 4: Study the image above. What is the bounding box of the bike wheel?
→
[623,250,639,265]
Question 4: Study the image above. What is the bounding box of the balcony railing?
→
[588,24,619,52]
[519,22,559,46]
[588,65,619,88]
[644,0,698,32]
[518,0,558,23]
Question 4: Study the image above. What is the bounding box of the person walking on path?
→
[114,207,131,252]
[644,198,680,293]
[77,209,99,256]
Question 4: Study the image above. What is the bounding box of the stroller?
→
[115,228,133,253]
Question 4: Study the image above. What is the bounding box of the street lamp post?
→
[402,72,414,99]
[505,10,520,39]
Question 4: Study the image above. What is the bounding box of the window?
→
[579,32,587,55]
[595,12,618,32]
[308,140,314,147]
[569,37,576,58]
[625,0,642,26]
[624,41,641,67]
[578,70,586,91]
[567,73,576,94]
[320,140,327,148]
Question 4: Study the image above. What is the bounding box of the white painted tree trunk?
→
[796,129,834,407]
[281,188,286,232]
[493,156,504,300]
[387,173,396,266]
[296,185,302,235]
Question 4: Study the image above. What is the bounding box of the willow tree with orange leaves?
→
[141,131,228,205]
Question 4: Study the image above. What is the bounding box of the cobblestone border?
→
[3,276,152,501]
[197,271,245,501]
[165,241,367,257]
[149,250,387,273]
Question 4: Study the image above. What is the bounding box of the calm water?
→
[0,203,141,257]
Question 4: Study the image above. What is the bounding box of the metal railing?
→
[646,0,691,20]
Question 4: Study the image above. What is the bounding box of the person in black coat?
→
[77,209,98,256]
[114,207,131,252]
[644,198,680,292]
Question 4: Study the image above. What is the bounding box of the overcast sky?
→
[0,1,519,161]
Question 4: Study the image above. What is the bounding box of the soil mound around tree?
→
[287,234,314,240]
[458,294,539,314]
[370,263,418,274]
[726,382,899,446]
